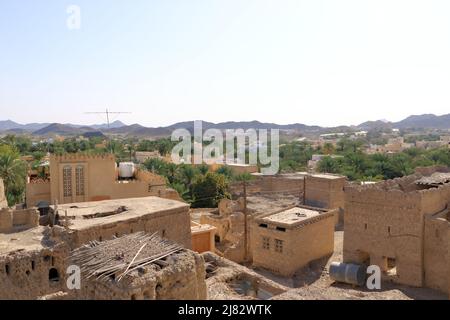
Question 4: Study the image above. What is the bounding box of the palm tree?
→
[0,151,27,206]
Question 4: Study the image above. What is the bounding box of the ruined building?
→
[344,166,450,296]
[0,196,207,300]
[201,172,345,268]
[25,153,181,209]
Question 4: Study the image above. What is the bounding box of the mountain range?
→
[1,114,450,138]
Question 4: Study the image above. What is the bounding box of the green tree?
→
[191,172,230,208]
[0,145,27,206]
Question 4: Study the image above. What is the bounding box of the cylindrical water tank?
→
[118,162,135,178]
[329,262,366,286]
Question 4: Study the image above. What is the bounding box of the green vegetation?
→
[0,144,27,206]
[316,146,450,181]
[143,158,231,207]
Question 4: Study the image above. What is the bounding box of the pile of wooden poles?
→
[69,232,183,282]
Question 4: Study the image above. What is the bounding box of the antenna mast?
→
[85,108,131,154]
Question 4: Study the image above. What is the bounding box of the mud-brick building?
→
[0,196,204,300]
[344,166,450,296]
[252,206,337,276]
[25,153,181,208]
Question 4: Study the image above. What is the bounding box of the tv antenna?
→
[85,108,131,154]
[85,108,131,129]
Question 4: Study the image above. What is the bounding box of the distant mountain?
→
[3,113,450,138]
[0,120,22,131]
[0,120,50,132]
[33,123,97,136]
[105,124,172,137]
[358,120,393,131]
[90,120,126,130]
[393,114,450,129]
[166,120,322,132]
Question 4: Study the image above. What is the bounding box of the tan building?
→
[26,153,180,208]
[252,206,337,276]
[344,167,450,296]
[303,173,346,210]
[191,221,217,253]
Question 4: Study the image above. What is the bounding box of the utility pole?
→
[243,180,248,262]
[302,175,307,205]
[85,109,131,154]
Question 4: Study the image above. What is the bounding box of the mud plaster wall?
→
[230,176,304,195]
[424,213,449,294]
[304,176,345,210]
[343,187,424,287]
[70,208,192,250]
[0,208,40,232]
[26,181,51,208]
[251,213,335,276]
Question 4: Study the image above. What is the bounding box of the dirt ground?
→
[207,230,447,300]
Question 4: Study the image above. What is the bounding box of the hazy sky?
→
[1,0,450,127]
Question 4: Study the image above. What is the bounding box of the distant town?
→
[0,115,449,300]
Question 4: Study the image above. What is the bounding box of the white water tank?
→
[118,162,135,178]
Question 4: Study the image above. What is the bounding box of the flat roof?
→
[55,197,189,231]
[0,226,47,255]
[260,207,321,226]
[309,173,345,180]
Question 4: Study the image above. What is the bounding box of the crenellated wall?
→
[344,166,450,293]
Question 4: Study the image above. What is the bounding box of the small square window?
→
[262,237,270,250]
[275,239,283,253]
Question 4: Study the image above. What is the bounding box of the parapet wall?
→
[0,208,40,233]
[50,153,115,163]
[26,180,51,208]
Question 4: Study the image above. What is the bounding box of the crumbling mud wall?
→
[0,231,69,299]
[72,251,207,300]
